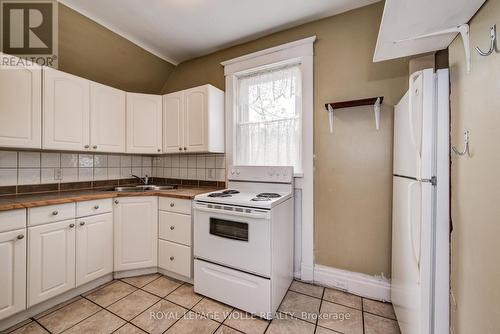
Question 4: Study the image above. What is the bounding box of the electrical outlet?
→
[207,168,214,179]
[54,168,63,180]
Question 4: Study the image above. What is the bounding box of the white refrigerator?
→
[392,68,449,334]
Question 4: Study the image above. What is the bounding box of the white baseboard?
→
[313,264,391,302]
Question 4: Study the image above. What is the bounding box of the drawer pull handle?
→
[183,147,187,151]
[79,222,85,226]
[52,210,59,215]
[94,205,100,210]
[178,147,182,151]
[69,223,75,228]
[170,226,175,230]
[170,256,175,261]
[114,200,119,204]
[16,234,24,240]
[170,202,175,207]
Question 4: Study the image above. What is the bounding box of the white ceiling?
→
[60,0,379,65]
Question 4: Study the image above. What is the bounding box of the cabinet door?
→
[76,213,113,286]
[43,67,90,151]
[0,229,26,320]
[90,82,126,153]
[28,220,76,307]
[126,93,163,154]
[163,92,184,153]
[184,86,208,153]
[114,197,158,271]
[0,54,41,149]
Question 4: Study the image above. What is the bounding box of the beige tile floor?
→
[6,274,401,334]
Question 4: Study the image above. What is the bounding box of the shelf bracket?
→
[394,24,470,73]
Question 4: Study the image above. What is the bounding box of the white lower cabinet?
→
[114,197,158,271]
[159,240,191,277]
[0,229,26,320]
[76,213,113,286]
[28,219,76,307]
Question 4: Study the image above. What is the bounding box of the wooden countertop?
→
[0,187,218,212]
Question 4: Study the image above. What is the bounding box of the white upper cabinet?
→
[163,84,224,154]
[0,54,41,149]
[43,67,90,151]
[163,91,184,153]
[126,93,163,154]
[90,82,126,153]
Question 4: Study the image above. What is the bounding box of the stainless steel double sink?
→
[110,185,177,192]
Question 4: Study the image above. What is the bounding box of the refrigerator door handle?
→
[408,71,423,179]
[407,181,421,272]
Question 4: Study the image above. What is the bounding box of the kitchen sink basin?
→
[110,185,177,192]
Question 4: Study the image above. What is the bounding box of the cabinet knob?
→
[52,210,59,215]
[157,149,161,152]
[183,147,187,151]
[114,200,119,204]
[69,223,75,228]
[93,145,98,149]
[94,205,100,210]
[170,226,175,230]
[170,256,175,261]
[79,221,85,226]
[16,234,24,240]
[170,202,175,207]
[84,145,90,149]
[178,147,182,151]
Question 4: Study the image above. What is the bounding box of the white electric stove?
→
[193,166,294,319]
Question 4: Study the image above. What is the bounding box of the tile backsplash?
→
[0,150,226,187]
[152,153,226,182]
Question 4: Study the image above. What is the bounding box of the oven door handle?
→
[194,204,270,219]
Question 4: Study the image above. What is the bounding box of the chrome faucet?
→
[131,174,149,185]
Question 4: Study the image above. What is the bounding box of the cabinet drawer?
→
[0,209,26,233]
[194,259,271,317]
[28,203,75,226]
[159,211,191,246]
[159,197,191,214]
[77,198,112,217]
[159,240,191,277]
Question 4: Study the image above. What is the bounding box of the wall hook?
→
[452,130,471,157]
[475,25,497,56]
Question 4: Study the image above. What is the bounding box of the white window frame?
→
[222,36,316,281]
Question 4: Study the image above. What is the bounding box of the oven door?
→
[193,202,272,277]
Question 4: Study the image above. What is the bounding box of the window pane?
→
[236,64,302,173]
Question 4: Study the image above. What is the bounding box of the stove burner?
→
[208,193,232,198]
[251,197,271,201]
[256,193,281,198]
[222,190,240,195]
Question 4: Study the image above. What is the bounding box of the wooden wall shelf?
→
[325,97,383,110]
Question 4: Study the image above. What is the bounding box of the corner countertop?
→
[0,187,219,212]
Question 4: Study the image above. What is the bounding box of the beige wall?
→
[448,0,500,332]
[59,4,175,94]
[163,2,409,276]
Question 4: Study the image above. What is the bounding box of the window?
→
[235,64,302,173]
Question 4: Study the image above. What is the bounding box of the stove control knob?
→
[230,169,235,175]
[236,169,240,175]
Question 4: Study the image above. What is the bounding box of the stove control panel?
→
[228,166,294,183]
